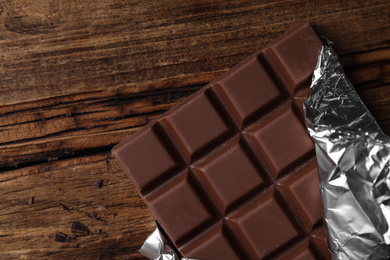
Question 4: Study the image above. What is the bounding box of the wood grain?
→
[0,0,389,259]
[0,0,389,105]
[0,48,389,170]
[0,153,155,259]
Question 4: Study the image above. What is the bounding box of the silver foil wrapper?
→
[304,44,390,259]
[139,225,197,260]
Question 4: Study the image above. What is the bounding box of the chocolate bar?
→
[113,22,328,259]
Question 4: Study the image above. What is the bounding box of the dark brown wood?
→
[0,153,155,259]
[0,0,389,259]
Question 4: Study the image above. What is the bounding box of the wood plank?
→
[0,0,389,105]
[0,152,154,259]
[0,47,389,169]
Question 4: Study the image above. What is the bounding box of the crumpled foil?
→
[139,225,197,260]
[304,44,390,259]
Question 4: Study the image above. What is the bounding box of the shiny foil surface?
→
[304,44,390,259]
[139,226,196,260]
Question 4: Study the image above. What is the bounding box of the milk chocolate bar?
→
[113,22,329,259]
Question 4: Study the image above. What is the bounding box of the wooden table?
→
[0,1,389,259]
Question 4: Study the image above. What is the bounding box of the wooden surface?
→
[0,0,389,259]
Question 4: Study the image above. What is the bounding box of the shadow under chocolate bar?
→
[113,22,329,260]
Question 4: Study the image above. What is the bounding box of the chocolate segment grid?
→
[113,22,328,260]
